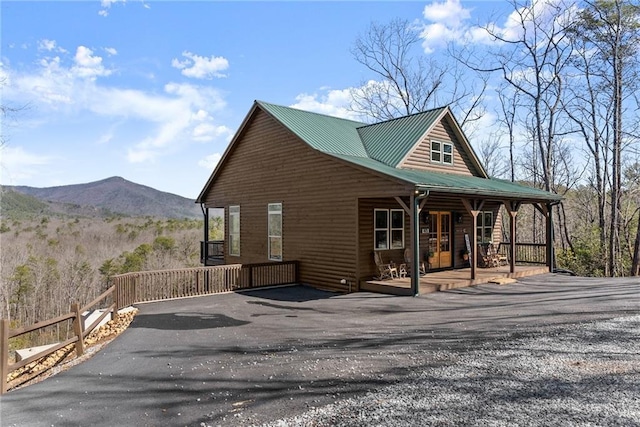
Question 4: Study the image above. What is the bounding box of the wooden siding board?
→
[204,109,411,292]
[400,118,481,176]
[358,197,504,281]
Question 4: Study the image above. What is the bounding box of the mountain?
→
[2,177,202,219]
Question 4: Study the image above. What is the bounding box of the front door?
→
[427,211,452,269]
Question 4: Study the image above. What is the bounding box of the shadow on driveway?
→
[130,312,250,330]
[1,274,639,427]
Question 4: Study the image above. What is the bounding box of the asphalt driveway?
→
[1,274,639,426]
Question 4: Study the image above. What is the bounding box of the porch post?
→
[546,203,555,272]
[461,199,484,281]
[412,191,429,296]
[503,201,520,274]
[201,204,209,265]
[410,193,418,296]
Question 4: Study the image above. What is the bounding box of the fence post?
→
[1,319,9,395]
[71,303,85,357]
[112,284,119,321]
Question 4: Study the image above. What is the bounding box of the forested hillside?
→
[4,176,201,219]
[0,215,222,339]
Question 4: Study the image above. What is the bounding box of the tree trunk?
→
[632,214,640,276]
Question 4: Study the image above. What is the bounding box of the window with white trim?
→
[374,209,405,250]
[229,205,240,256]
[476,211,493,244]
[268,203,282,261]
[431,140,453,165]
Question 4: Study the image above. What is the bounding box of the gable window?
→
[229,205,240,256]
[268,203,282,261]
[476,211,493,244]
[431,140,453,165]
[374,209,405,250]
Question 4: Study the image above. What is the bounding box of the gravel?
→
[261,315,640,427]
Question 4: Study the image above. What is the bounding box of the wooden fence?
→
[1,261,298,394]
[0,286,116,394]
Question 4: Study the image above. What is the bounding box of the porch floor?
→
[361,264,549,296]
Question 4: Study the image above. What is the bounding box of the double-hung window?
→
[476,211,493,244]
[431,140,453,165]
[229,205,240,256]
[268,203,282,261]
[374,209,404,250]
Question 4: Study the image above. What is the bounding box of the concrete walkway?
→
[1,274,639,426]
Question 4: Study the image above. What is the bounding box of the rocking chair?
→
[373,252,399,280]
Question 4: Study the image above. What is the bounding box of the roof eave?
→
[195,101,261,204]
[414,183,563,202]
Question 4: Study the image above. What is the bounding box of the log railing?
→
[1,261,298,394]
[0,287,116,394]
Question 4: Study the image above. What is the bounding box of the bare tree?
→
[572,0,640,276]
[475,0,575,192]
[350,18,486,126]
[495,84,520,182]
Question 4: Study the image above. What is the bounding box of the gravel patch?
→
[261,315,640,427]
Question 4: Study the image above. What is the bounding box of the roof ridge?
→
[255,100,367,126]
[356,105,448,130]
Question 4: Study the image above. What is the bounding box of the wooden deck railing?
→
[1,261,298,394]
[498,242,547,264]
[200,240,224,265]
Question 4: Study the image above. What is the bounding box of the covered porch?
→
[361,264,549,296]
[359,181,562,296]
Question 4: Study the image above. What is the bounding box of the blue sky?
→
[1,0,513,199]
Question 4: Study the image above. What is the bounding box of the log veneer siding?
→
[204,109,410,292]
[400,117,482,176]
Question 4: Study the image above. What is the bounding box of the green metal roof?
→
[255,100,561,202]
[357,107,447,166]
[257,101,369,157]
[331,154,562,201]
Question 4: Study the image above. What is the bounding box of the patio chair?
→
[404,248,426,275]
[373,252,399,280]
[478,244,499,268]
[492,243,509,266]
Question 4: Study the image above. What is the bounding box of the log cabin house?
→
[196,101,562,295]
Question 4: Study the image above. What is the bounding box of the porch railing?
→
[498,242,546,264]
[200,240,224,265]
[2,261,298,394]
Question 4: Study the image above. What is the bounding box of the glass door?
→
[427,211,452,269]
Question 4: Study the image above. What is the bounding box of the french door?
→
[427,211,452,269]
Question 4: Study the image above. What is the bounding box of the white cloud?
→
[98,0,125,17]
[38,39,67,53]
[290,88,362,121]
[171,51,229,79]
[198,153,222,170]
[192,123,233,142]
[420,0,473,53]
[423,0,470,27]
[104,47,118,56]
[3,46,231,166]
[0,146,52,183]
[71,46,112,79]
